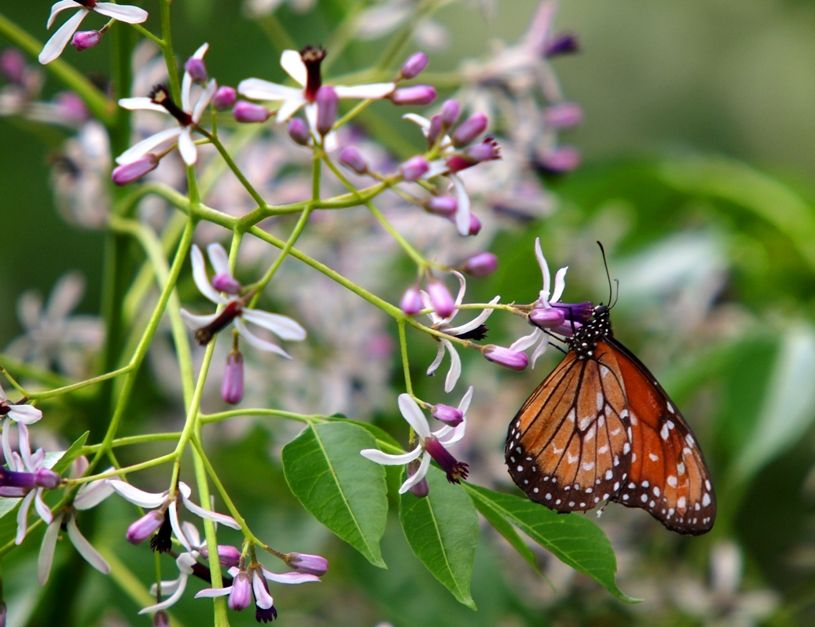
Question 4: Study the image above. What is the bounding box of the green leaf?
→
[470,490,539,574]
[282,422,388,567]
[465,484,636,602]
[399,467,478,609]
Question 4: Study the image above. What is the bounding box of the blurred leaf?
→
[465,484,636,602]
[732,323,815,483]
[399,468,478,610]
[471,489,540,573]
[51,430,89,475]
[282,422,388,568]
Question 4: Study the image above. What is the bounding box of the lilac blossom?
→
[116,43,216,168]
[180,243,307,358]
[39,1,148,65]
[0,383,42,425]
[360,392,471,493]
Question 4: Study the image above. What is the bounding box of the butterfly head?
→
[569,305,613,361]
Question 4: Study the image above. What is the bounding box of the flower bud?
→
[427,280,455,318]
[315,85,338,136]
[288,117,310,145]
[71,30,101,52]
[400,285,423,315]
[34,469,61,489]
[400,156,429,181]
[406,459,429,498]
[54,92,88,123]
[537,146,580,173]
[426,114,444,146]
[126,510,165,544]
[529,306,566,329]
[212,86,237,110]
[212,272,241,295]
[400,52,429,79]
[221,351,244,405]
[467,213,482,236]
[431,403,463,427]
[0,49,26,84]
[287,552,329,576]
[388,85,437,105]
[153,611,170,627]
[184,56,208,83]
[483,345,529,371]
[233,101,271,123]
[464,137,501,163]
[201,544,242,568]
[440,99,461,128]
[462,252,497,277]
[112,155,159,185]
[425,196,457,217]
[336,146,367,175]
[543,102,583,128]
[228,571,252,611]
[451,113,488,147]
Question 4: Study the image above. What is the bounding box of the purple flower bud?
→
[228,571,252,611]
[528,306,566,329]
[427,280,455,318]
[233,101,271,123]
[212,86,237,110]
[288,552,329,576]
[400,156,429,181]
[400,52,429,79]
[388,85,437,106]
[462,252,498,277]
[315,85,338,136]
[185,56,208,83]
[431,403,463,427]
[467,213,482,236]
[545,33,580,58]
[425,196,457,217]
[212,273,241,294]
[426,114,443,146]
[400,285,423,315]
[202,544,242,568]
[423,437,469,484]
[483,345,529,371]
[126,510,165,544]
[71,30,101,52]
[407,458,429,497]
[112,154,159,186]
[452,113,488,147]
[153,611,170,627]
[0,49,26,84]
[34,469,61,489]
[54,92,88,123]
[537,146,580,173]
[221,351,244,405]
[543,102,583,128]
[440,99,461,128]
[288,117,311,146]
[338,145,368,174]
[465,137,501,163]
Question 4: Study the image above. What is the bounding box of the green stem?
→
[199,128,269,212]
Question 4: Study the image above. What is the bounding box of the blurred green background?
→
[2,1,815,625]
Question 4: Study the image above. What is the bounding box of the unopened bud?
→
[185,56,208,83]
[451,113,488,147]
[212,86,237,110]
[400,156,429,181]
[71,30,101,52]
[543,102,583,128]
[233,101,271,123]
[431,403,463,426]
[425,196,457,217]
[400,285,423,315]
[400,52,429,79]
[287,552,329,576]
[440,99,461,128]
[315,86,338,136]
[483,345,529,371]
[288,117,310,145]
[112,154,159,185]
[126,510,165,544]
[462,252,497,277]
[427,280,455,318]
[388,85,437,106]
[221,351,244,405]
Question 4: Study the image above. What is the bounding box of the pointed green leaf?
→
[282,422,388,567]
[465,484,636,602]
[400,468,478,609]
[470,490,539,573]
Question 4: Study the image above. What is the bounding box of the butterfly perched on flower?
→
[505,247,715,535]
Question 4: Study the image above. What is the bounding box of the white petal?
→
[8,404,43,425]
[180,521,201,549]
[333,82,395,100]
[360,447,422,466]
[39,9,87,64]
[535,237,551,301]
[115,127,182,165]
[402,113,431,131]
[180,308,220,329]
[37,516,63,585]
[397,394,431,438]
[182,496,241,530]
[280,49,307,86]
[206,243,231,276]
[94,3,149,23]
[181,70,192,113]
[192,79,217,122]
[234,319,292,358]
[398,453,431,494]
[551,266,568,304]
[47,1,82,29]
[530,336,550,369]
[18,423,33,469]
[423,159,449,179]
[74,479,114,510]
[34,490,54,525]
[451,271,467,310]
[442,339,461,393]
[238,78,303,101]
[458,386,474,414]
[2,424,15,471]
[426,342,446,376]
[261,569,320,584]
[322,129,338,152]
[510,328,542,352]
[66,515,110,573]
[241,309,306,341]
[108,480,166,508]
[138,574,189,614]
[15,491,35,544]
[447,295,500,335]
[118,97,166,113]
[195,586,232,599]
[275,95,306,122]
[451,176,472,236]
[191,42,209,60]
[168,500,186,549]
[253,570,275,610]
[190,244,223,304]
[439,420,467,445]
[178,128,197,165]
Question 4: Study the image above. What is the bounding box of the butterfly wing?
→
[606,338,716,535]
[505,345,633,512]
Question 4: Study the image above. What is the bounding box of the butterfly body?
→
[506,305,715,535]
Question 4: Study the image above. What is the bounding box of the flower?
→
[238,46,395,149]
[180,243,307,358]
[39,1,148,65]
[423,272,499,392]
[0,384,42,425]
[37,508,109,584]
[116,43,216,168]
[360,392,471,493]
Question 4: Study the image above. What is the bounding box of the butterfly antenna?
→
[610,278,620,310]
[596,241,614,307]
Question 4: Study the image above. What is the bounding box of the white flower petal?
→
[190,244,223,304]
[34,490,54,525]
[168,499,185,549]
[177,128,197,165]
[94,3,149,24]
[530,335,550,369]
[280,49,307,86]
[108,480,166,508]
[535,237,551,301]
[180,521,201,550]
[397,394,431,438]
[8,404,43,425]
[191,42,209,60]
[447,295,500,335]
[234,319,292,358]
[252,570,275,610]
[402,113,431,131]
[74,479,114,510]
[426,342,446,377]
[192,79,217,122]
[17,423,33,469]
[423,159,449,179]
[206,243,231,276]
[118,97,166,113]
[238,78,303,101]
[241,309,306,341]
[261,569,320,584]
[451,175,472,236]
[333,82,395,100]
[39,9,87,64]
[138,573,189,614]
[47,1,82,28]
[37,516,63,585]
[195,586,233,599]
[115,127,182,165]
[510,328,542,352]
[15,491,35,544]
[360,447,422,466]
[458,386,474,414]
[442,339,461,393]
[551,266,568,304]
[2,424,15,472]
[440,420,467,445]
[275,95,306,122]
[398,453,431,494]
[180,308,220,329]
[66,515,110,573]
[181,70,192,113]
[181,496,241,530]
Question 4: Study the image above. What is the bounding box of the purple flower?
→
[221,350,244,405]
[430,386,473,428]
[338,145,369,174]
[461,252,498,277]
[388,85,437,105]
[288,117,311,146]
[286,552,329,576]
[212,86,237,110]
[483,345,529,371]
[71,30,101,52]
[451,113,488,147]
[111,154,159,185]
[233,101,271,123]
[426,278,455,318]
[0,384,43,425]
[400,155,430,182]
[400,52,429,79]
[315,85,338,136]
[399,285,423,315]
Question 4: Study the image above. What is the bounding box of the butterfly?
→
[505,298,715,535]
